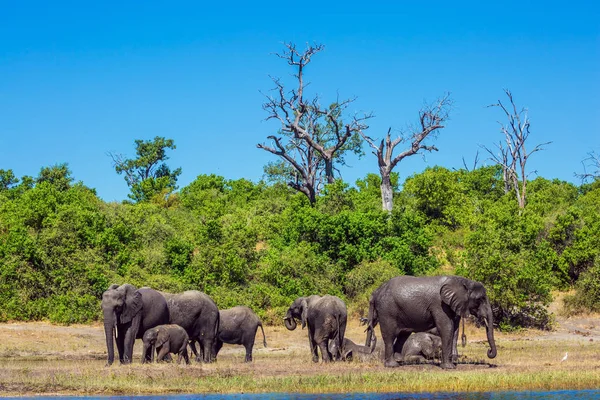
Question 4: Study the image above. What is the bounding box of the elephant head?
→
[440,277,497,359]
[142,327,169,363]
[101,284,143,364]
[284,297,308,331]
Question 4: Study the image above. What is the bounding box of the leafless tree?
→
[482,90,551,208]
[461,150,480,172]
[361,94,452,213]
[576,150,600,183]
[257,42,372,204]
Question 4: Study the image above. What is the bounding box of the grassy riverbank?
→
[0,319,599,396]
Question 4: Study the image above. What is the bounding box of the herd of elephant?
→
[103,275,497,369]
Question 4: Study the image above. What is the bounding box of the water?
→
[6,391,600,400]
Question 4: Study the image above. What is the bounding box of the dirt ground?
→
[0,298,598,395]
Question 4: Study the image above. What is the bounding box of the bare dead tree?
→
[461,150,480,172]
[257,42,372,204]
[575,150,600,183]
[482,90,551,208]
[257,135,321,204]
[361,94,452,213]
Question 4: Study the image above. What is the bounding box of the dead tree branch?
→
[482,89,551,208]
[361,93,452,212]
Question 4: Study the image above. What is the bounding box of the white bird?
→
[561,352,568,362]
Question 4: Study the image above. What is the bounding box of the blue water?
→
[7,391,600,400]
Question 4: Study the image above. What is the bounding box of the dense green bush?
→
[0,164,598,327]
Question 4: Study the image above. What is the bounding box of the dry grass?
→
[0,319,599,396]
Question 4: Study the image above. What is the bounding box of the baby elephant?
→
[329,332,378,361]
[398,332,442,363]
[142,324,190,364]
[214,306,267,362]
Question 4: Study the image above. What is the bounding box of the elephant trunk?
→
[103,310,116,366]
[151,344,156,363]
[284,310,297,331]
[484,305,497,359]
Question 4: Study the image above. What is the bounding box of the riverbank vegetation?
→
[1,163,599,329]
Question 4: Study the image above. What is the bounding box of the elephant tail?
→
[258,321,267,348]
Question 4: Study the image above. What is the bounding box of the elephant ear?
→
[156,329,169,348]
[121,285,142,324]
[301,298,308,329]
[440,278,469,317]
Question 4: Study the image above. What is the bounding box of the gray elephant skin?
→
[284,295,347,363]
[329,331,377,361]
[211,306,267,362]
[102,284,169,365]
[142,324,190,364]
[365,275,497,369]
[399,332,442,363]
[161,290,219,363]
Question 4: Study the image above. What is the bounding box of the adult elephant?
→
[284,295,347,363]
[161,290,219,363]
[365,275,497,369]
[212,306,267,362]
[102,284,169,365]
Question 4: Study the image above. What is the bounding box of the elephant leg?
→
[124,316,141,364]
[393,333,410,363]
[202,338,215,363]
[116,325,126,363]
[123,327,137,364]
[244,337,255,362]
[189,340,200,362]
[318,340,332,363]
[451,316,460,363]
[308,326,319,363]
[214,339,223,360]
[157,343,170,362]
[404,354,427,364]
[381,329,400,368]
[435,317,456,369]
[181,347,190,365]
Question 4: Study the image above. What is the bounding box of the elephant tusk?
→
[483,317,489,328]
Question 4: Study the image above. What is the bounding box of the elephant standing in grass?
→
[365,275,497,369]
[102,284,169,365]
[284,295,347,363]
[213,306,267,362]
[142,324,190,364]
[161,290,219,363]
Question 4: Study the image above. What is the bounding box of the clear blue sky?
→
[1,1,599,202]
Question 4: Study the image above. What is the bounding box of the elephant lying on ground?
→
[142,324,190,364]
[161,290,220,363]
[213,306,267,362]
[102,284,169,365]
[329,331,378,361]
[284,295,347,362]
[365,275,497,369]
[398,332,442,363]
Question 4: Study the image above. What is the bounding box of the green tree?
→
[0,169,18,191]
[110,136,182,202]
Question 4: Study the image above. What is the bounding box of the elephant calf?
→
[142,324,190,365]
[329,332,378,361]
[397,332,442,364]
[213,306,267,362]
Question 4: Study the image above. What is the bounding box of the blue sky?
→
[1,1,599,201]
